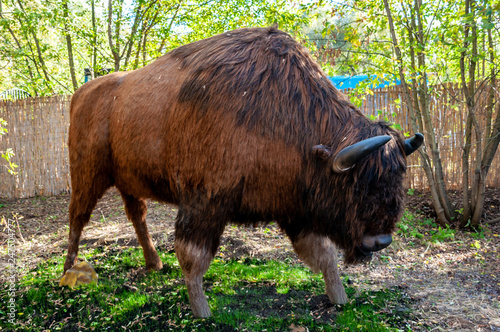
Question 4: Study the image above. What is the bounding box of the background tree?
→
[0,0,308,94]
[312,0,500,228]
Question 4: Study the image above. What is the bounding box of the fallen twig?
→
[15,216,26,244]
[486,217,500,224]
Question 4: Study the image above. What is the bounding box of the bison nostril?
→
[374,234,392,251]
[361,234,393,252]
[376,234,392,250]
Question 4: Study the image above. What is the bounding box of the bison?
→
[64,27,423,318]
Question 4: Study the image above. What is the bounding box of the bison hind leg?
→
[291,232,348,305]
[120,192,163,271]
[64,179,112,273]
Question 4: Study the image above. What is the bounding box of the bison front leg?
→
[292,232,348,304]
[121,193,163,271]
[174,209,225,318]
[175,239,215,318]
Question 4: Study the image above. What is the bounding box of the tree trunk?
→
[123,4,144,69]
[384,0,451,226]
[461,114,473,227]
[469,13,480,214]
[107,0,123,72]
[16,0,52,89]
[458,0,486,228]
[133,27,144,70]
[481,21,500,173]
[414,0,454,221]
[157,0,183,54]
[92,0,97,78]
[63,0,78,91]
[469,16,500,228]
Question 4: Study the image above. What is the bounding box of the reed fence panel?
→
[0,96,71,198]
[0,85,499,198]
[344,83,500,190]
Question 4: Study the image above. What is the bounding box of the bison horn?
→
[404,133,424,156]
[332,135,392,173]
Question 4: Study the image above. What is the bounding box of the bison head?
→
[311,128,423,264]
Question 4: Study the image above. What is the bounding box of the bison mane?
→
[170,27,365,153]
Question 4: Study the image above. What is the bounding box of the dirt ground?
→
[0,187,499,331]
[406,187,500,225]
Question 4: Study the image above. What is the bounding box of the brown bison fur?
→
[65,27,411,318]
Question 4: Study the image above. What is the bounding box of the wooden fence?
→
[0,85,499,198]
[346,83,500,190]
[0,96,71,198]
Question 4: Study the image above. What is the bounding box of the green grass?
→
[397,210,460,244]
[0,244,416,331]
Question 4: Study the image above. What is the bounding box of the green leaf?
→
[482,22,494,30]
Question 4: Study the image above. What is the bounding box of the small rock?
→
[59,261,98,288]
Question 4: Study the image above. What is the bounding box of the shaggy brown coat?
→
[65,27,409,317]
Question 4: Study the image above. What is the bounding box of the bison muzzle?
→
[64,27,423,318]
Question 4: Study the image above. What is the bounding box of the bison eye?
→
[312,145,332,160]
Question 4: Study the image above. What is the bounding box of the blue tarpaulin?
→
[329,75,401,90]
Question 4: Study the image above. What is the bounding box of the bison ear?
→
[404,133,424,156]
[332,135,391,173]
[312,145,332,160]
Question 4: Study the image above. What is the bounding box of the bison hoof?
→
[63,256,78,274]
[192,306,212,318]
[331,293,348,305]
[146,261,163,271]
[328,287,348,305]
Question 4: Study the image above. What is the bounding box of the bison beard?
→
[64,27,423,318]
